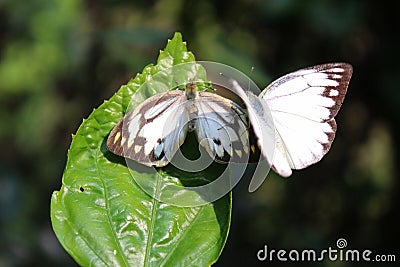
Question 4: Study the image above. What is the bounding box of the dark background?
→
[0,0,399,266]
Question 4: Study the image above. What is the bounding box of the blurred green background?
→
[0,0,398,266]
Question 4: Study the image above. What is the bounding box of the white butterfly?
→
[224,63,353,177]
[107,82,251,167]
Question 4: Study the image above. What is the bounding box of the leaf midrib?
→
[143,170,163,266]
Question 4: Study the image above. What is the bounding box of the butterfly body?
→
[185,83,200,132]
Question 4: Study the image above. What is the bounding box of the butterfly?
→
[107,82,251,167]
[221,62,353,177]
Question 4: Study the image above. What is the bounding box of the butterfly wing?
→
[194,92,251,163]
[260,63,353,176]
[107,90,189,167]
[225,79,275,165]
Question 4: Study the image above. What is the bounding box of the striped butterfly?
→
[223,63,353,177]
[107,82,251,167]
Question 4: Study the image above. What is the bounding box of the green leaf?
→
[51,32,231,266]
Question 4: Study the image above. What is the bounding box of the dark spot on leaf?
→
[79,186,85,192]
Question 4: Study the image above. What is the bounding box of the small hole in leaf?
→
[79,186,85,192]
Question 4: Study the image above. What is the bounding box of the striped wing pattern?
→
[196,92,250,163]
[107,90,188,167]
